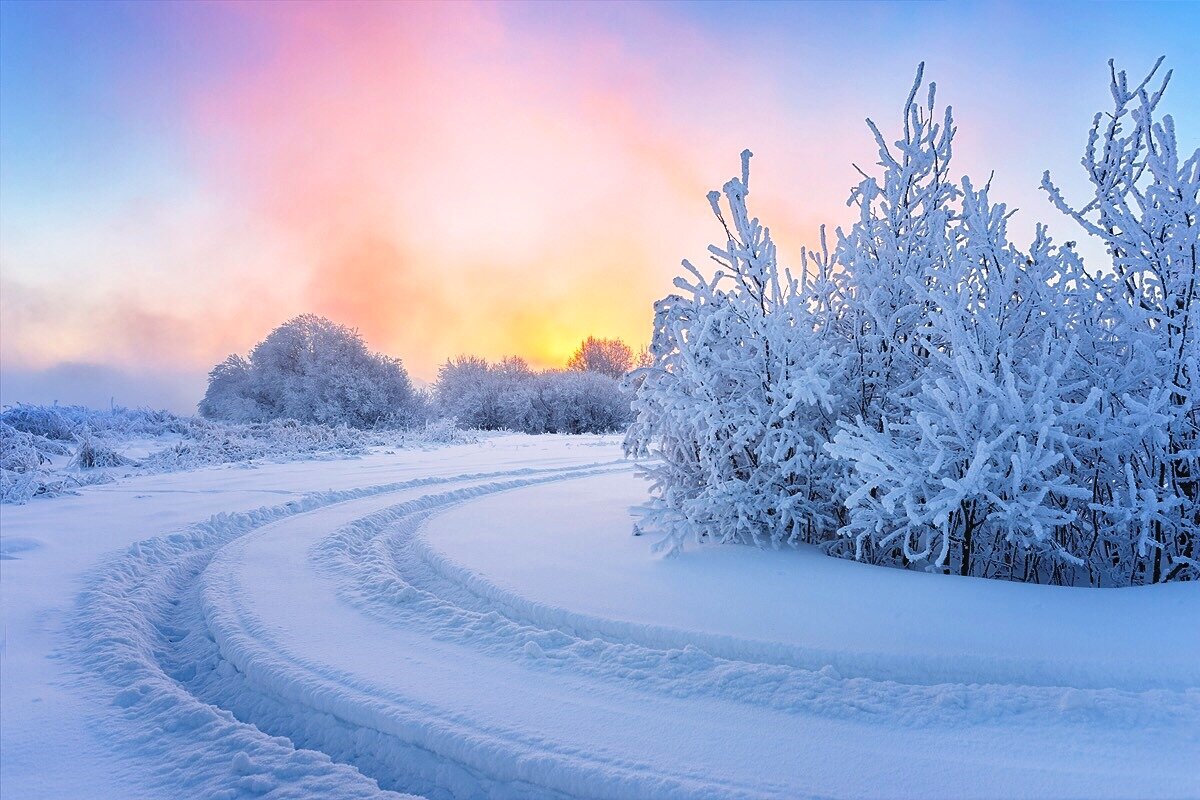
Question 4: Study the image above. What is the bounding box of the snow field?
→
[186,469,1199,796]
[198,465,639,799]
[5,436,1196,798]
[419,473,1200,691]
[1,436,615,798]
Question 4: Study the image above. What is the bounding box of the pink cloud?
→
[178,1,863,379]
[4,1,880,387]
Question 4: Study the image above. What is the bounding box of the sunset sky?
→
[2,0,1197,411]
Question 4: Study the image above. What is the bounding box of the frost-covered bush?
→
[625,152,846,553]
[1,420,113,504]
[531,370,632,434]
[2,422,65,503]
[199,314,419,428]
[567,337,634,378]
[394,418,483,448]
[1,403,191,440]
[140,419,367,472]
[435,356,631,434]
[433,356,531,431]
[0,422,69,471]
[1,404,92,440]
[70,432,135,469]
[1039,58,1199,584]
[0,403,488,504]
[628,61,1198,586]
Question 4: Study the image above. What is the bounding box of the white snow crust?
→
[2,435,1196,799]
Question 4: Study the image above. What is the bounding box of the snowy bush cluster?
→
[627,60,1198,586]
[200,314,422,428]
[1,404,196,503]
[0,403,191,440]
[434,352,632,434]
[0,421,81,503]
[0,403,483,504]
[196,314,635,436]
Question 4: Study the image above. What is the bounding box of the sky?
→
[2,0,1197,412]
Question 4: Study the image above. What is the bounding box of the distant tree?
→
[567,336,634,378]
[199,314,418,428]
[199,354,258,423]
[435,355,632,434]
[433,356,511,430]
[533,370,631,434]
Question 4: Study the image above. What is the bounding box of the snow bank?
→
[420,473,1200,691]
[7,436,1195,798]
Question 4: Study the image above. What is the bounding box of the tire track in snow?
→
[319,479,1199,730]
[197,465,801,800]
[67,462,624,800]
[196,469,1199,799]
[67,457,1200,800]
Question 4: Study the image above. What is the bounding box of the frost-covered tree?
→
[567,337,635,378]
[199,315,418,428]
[198,355,259,423]
[834,63,958,429]
[530,370,631,434]
[1043,58,1199,583]
[435,356,631,434]
[629,59,1197,586]
[626,150,845,554]
[434,356,527,430]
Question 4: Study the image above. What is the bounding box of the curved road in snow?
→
[5,436,1197,798]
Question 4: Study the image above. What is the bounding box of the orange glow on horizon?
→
[8,0,1084,389]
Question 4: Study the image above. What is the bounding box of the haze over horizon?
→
[3,0,1197,413]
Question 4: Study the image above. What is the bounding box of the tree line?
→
[199,315,638,435]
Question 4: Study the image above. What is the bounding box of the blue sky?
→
[2,0,1197,411]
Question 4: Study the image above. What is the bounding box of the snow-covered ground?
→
[2,435,1197,799]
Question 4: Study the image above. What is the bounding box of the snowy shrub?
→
[140,418,368,472]
[434,356,530,431]
[199,314,419,428]
[1,404,88,440]
[435,355,631,434]
[1,421,116,504]
[1040,58,1199,584]
[625,151,846,554]
[828,111,1105,581]
[0,422,70,471]
[531,370,632,434]
[1,403,191,440]
[0,403,487,504]
[0,468,115,505]
[629,60,1198,586]
[392,418,485,449]
[0,469,40,504]
[70,432,136,469]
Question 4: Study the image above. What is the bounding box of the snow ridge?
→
[409,529,1200,693]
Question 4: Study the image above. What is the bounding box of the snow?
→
[2,435,1197,799]
[421,472,1199,690]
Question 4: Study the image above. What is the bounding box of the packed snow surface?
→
[424,473,1197,690]
[2,435,1197,799]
